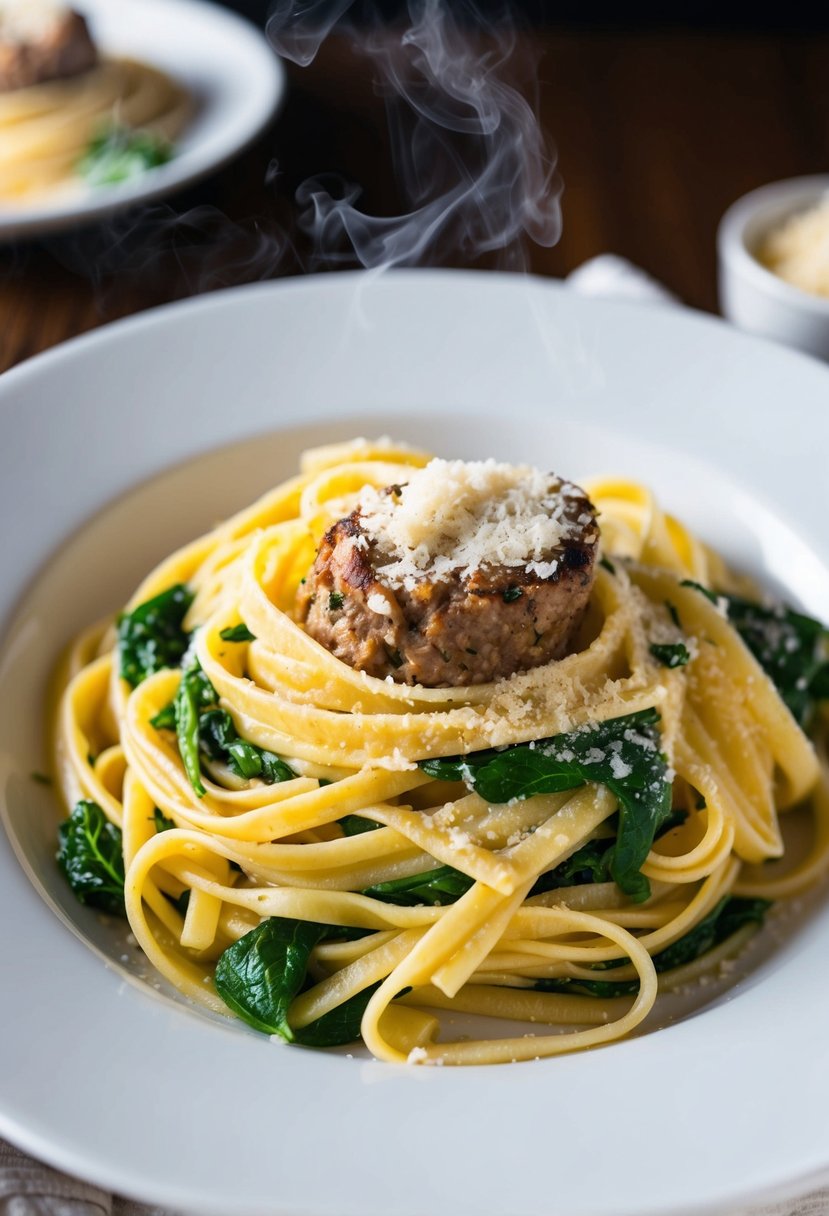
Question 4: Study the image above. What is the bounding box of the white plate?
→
[0,0,285,241]
[1,271,829,1216]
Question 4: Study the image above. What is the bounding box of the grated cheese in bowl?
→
[758,195,829,299]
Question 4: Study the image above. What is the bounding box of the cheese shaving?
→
[358,458,593,590]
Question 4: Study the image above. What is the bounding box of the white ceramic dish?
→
[718,175,829,360]
[1,271,829,1216]
[0,0,285,241]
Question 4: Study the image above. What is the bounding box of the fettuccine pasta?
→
[0,56,189,202]
[51,439,829,1065]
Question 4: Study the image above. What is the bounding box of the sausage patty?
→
[297,468,598,687]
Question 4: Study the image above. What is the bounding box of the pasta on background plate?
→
[0,1,190,203]
[52,438,829,1066]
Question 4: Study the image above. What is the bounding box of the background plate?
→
[1,271,828,1216]
[0,0,285,241]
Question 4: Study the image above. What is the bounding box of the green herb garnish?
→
[79,124,172,187]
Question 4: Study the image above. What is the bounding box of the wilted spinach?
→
[649,642,691,669]
[219,624,256,643]
[57,799,126,916]
[214,917,379,1047]
[421,710,672,902]
[725,596,829,728]
[154,657,296,798]
[117,583,193,688]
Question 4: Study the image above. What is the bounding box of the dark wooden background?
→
[2,22,829,374]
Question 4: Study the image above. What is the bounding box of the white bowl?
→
[718,175,829,360]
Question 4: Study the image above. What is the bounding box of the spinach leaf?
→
[527,810,687,898]
[117,583,193,688]
[294,983,381,1047]
[340,815,383,836]
[362,811,690,909]
[532,896,771,998]
[199,708,296,784]
[57,800,126,917]
[79,124,172,187]
[652,896,770,971]
[175,660,213,798]
[679,579,719,604]
[150,701,177,730]
[528,837,614,896]
[421,710,672,902]
[153,808,175,833]
[219,624,256,643]
[724,596,829,728]
[650,642,691,669]
[363,866,474,906]
[259,752,297,784]
[215,918,326,1040]
[166,660,296,797]
[199,709,261,778]
[215,918,379,1046]
[680,580,829,727]
[170,889,190,917]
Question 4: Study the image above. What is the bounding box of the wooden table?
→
[2,28,828,373]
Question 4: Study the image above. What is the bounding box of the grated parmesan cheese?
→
[759,196,829,298]
[366,591,391,616]
[358,458,593,590]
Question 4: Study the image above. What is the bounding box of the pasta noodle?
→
[52,439,829,1065]
[0,56,190,202]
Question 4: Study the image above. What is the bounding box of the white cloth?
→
[2,255,827,1216]
[566,252,679,304]
[0,1139,170,1215]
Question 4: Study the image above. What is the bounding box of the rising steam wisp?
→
[268,0,562,271]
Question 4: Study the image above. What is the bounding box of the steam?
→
[268,0,561,271]
[33,0,560,317]
[45,204,291,309]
